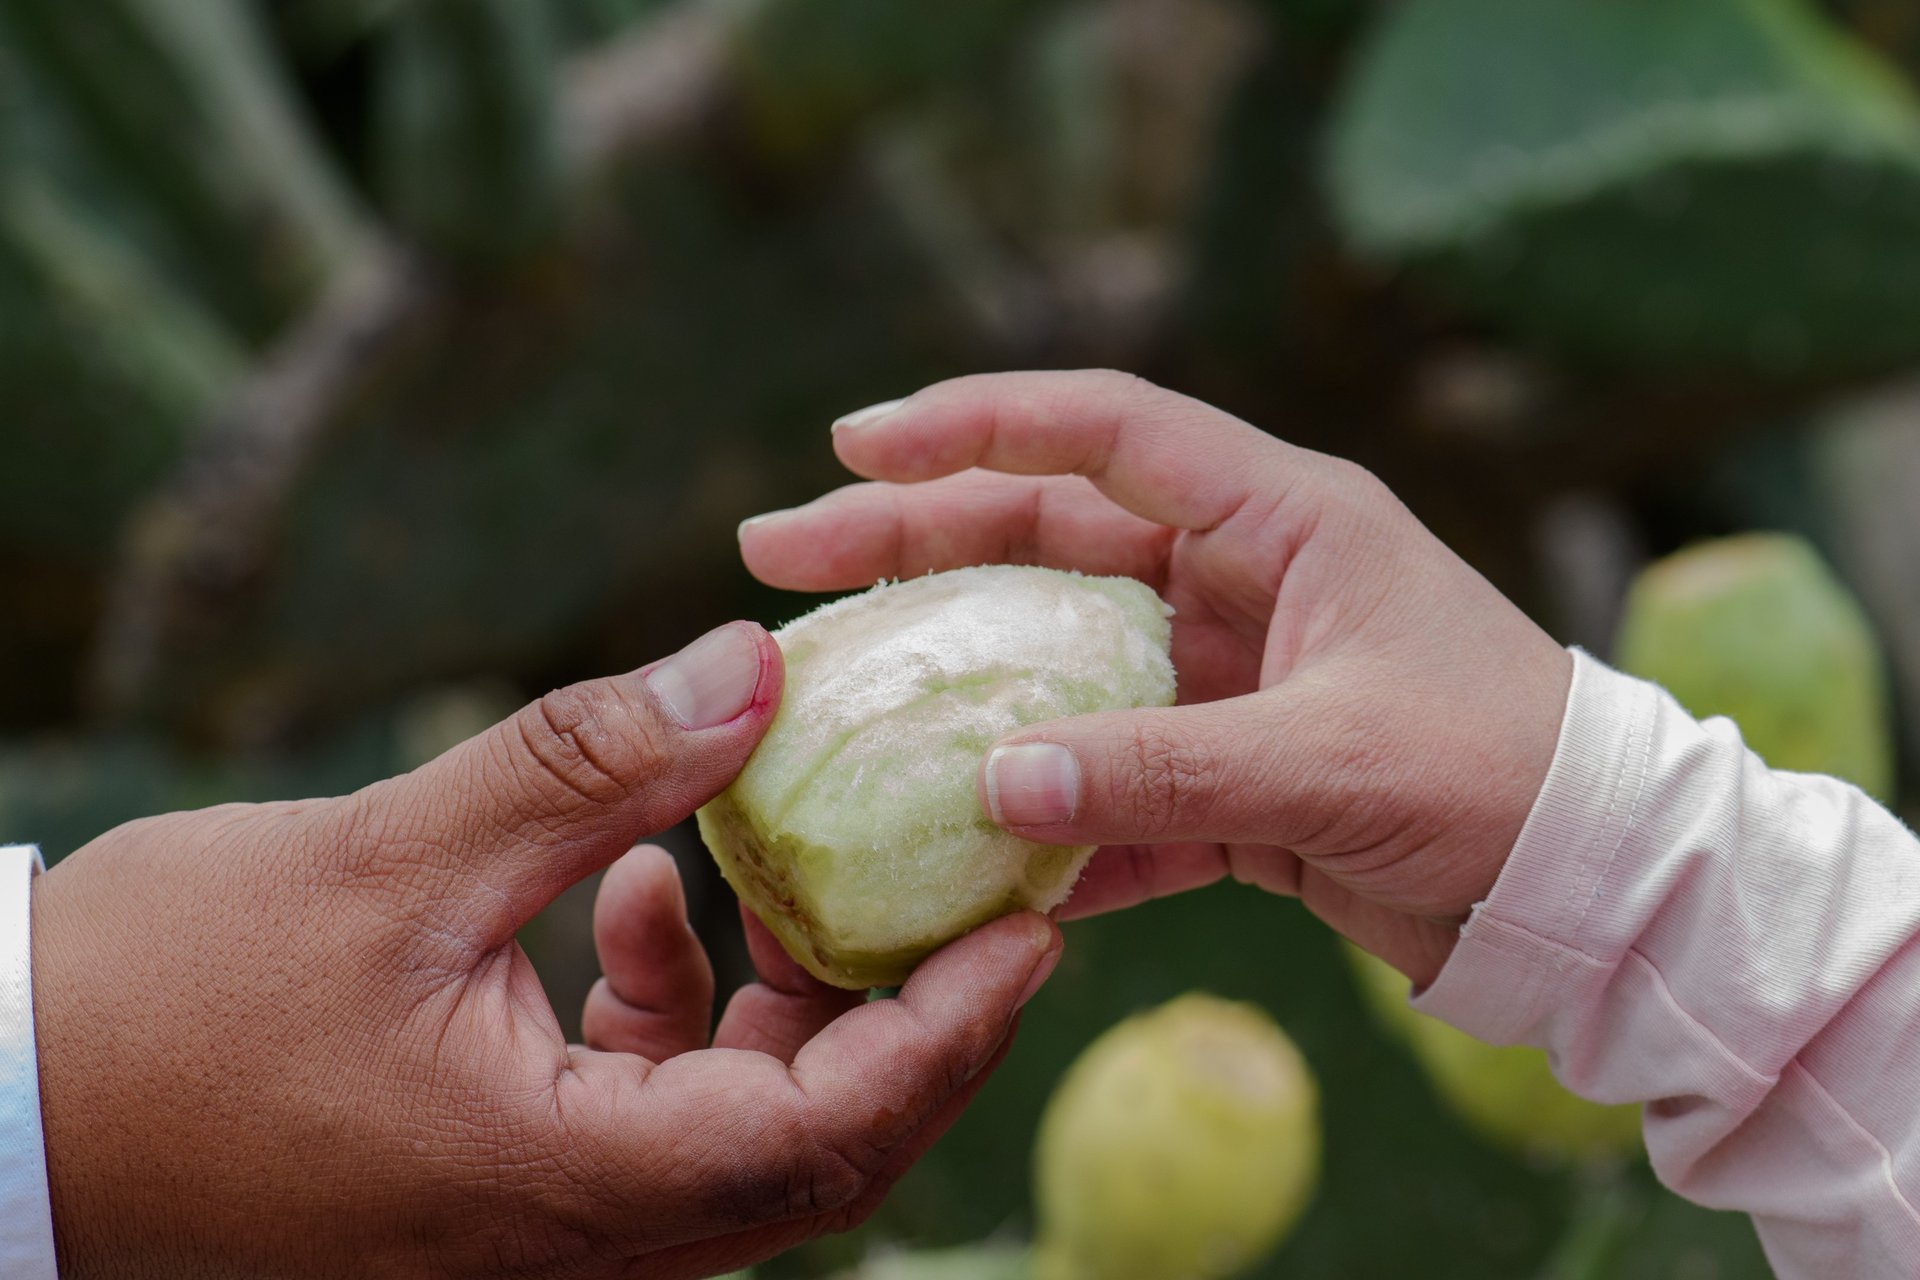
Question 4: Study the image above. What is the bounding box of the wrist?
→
[1464,637,1576,910]
[30,864,107,1278]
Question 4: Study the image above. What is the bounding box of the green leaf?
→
[1327,0,1920,373]
[374,0,563,267]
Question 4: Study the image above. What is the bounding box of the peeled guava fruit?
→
[696,565,1176,989]
[1031,994,1320,1280]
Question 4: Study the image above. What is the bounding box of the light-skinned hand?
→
[33,621,1059,1278]
[741,371,1570,985]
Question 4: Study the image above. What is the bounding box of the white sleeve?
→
[1415,650,1920,1276]
[0,845,57,1278]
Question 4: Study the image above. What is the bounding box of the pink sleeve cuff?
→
[1406,647,1920,1275]
[1413,648,1657,1042]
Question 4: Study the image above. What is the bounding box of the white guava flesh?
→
[696,565,1175,989]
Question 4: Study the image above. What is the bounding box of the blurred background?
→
[7,0,1920,1274]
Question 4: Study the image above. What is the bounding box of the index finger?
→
[830,370,1317,533]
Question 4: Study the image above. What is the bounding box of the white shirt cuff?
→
[0,846,57,1279]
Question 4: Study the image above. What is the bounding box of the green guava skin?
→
[1032,995,1320,1280]
[1614,532,1893,800]
[1345,945,1642,1165]
[696,565,1176,990]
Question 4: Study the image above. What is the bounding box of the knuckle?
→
[1069,370,1166,429]
[1114,723,1210,838]
[1321,456,1400,516]
[823,1199,884,1238]
[715,1105,875,1226]
[880,996,988,1100]
[1325,455,1379,488]
[516,680,666,811]
[1081,367,1159,398]
[787,1139,874,1219]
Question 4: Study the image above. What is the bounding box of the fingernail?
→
[832,398,908,432]
[738,508,792,537]
[1018,931,1063,1009]
[984,743,1080,827]
[646,624,763,730]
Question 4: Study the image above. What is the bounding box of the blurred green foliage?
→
[1345,944,1644,1169]
[6,0,1919,1274]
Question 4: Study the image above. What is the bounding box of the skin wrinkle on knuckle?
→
[672,1101,870,1229]
[558,1055,817,1234]
[1115,723,1208,838]
[514,685,632,811]
[868,994,985,1098]
[1079,367,1156,414]
[789,1138,873,1220]
[1045,374,1126,470]
[819,1186,890,1239]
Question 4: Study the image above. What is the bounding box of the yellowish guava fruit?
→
[1613,533,1893,800]
[1032,994,1320,1280]
[697,565,1175,989]
[1344,944,1641,1165]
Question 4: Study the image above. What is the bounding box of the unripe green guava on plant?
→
[1031,994,1319,1280]
[1344,945,1641,1165]
[1614,533,1892,800]
[697,565,1175,989]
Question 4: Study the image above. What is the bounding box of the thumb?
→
[977,689,1328,848]
[331,622,782,946]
